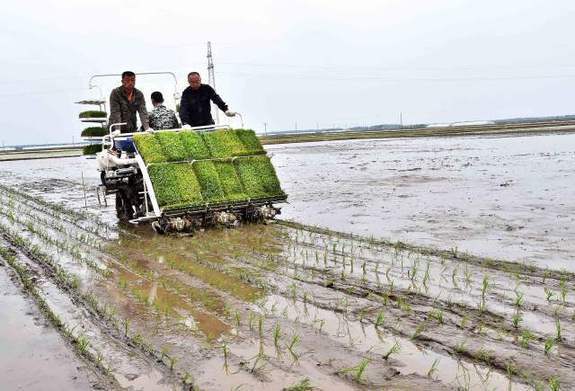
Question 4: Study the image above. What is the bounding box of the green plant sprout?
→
[427,358,440,379]
[374,311,385,328]
[382,340,400,360]
[544,338,555,356]
[288,334,301,364]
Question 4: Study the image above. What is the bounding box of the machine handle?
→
[109,122,127,137]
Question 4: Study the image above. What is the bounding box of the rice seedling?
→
[423,358,439,380]
[339,358,370,384]
[514,289,524,308]
[423,261,431,288]
[505,361,517,381]
[397,296,411,313]
[167,355,178,371]
[408,260,418,282]
[454,340,467,354]
[511,310,522,329]
[385,266,392,282]
[519,330,534,348]
[555,317,562,341]
[451,266,459,290]
[374,310,385,328]
[544,337,555,356]
[272,322,282,356]
[284,378,313,391]
[548,377,560,391]
[429,308,444,324]
[463,265,472,288]
[222,342,230,374]
[317,319,325,334]
[234,310,241,328]
[559,277,568,304]
[412,321,427,340]
[479,275,490,313]
[287,334,301,364]
[382,340,400,360]
[123,318,130,336]
[476,348,494,365]
[544,287,555,303]
[77,334,90,354]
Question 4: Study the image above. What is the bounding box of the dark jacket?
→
[109,87,149,133]
[179,84,228,126]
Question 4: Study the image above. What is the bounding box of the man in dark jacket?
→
[109,71,149,133]
[179,72,235,127]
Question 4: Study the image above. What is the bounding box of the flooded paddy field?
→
[0,131,573,390]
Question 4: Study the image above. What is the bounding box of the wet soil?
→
[0,132,573,390]
[0,257,101,390]
[269,132,575,272]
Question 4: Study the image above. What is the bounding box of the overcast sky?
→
[1,0,574,145]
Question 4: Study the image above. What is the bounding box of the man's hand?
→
[182,124,192,129]
[225,110,236,117]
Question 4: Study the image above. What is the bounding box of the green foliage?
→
[214,160,248,201]
[179,131,211,159]
[148,163,203,208]
[83,144,102,155]
[133,133,167,164]
[193,160,225,203]
[236,156,285,200]
[81,127,107,137]
[79,110,106,118]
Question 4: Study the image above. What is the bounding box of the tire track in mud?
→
[1,183,573,389]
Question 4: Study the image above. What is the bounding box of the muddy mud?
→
[0,132,573,390]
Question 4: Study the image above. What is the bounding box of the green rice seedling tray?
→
[192,160,226,203]
[83,144,105,155]
[81,127,107,137]
[148,163,203,208]
[235,155,285,200]
[79,110,107,118]
[133,133,168,164]
[133,128,286,213]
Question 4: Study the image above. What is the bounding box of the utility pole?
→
[207,41,219,124]
[400,112,403,129]
[263,122,267,136]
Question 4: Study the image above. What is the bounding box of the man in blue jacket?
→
[179,72,235,127]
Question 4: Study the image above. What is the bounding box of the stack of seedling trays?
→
[133,128,287,216]
[76,102,107,155]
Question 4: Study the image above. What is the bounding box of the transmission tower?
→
[206,41,219,123]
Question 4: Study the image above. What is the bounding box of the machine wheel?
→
[115,191,134,222]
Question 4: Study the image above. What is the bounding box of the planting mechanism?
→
[84,73,287,234]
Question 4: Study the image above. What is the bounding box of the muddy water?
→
[269,132,575,271]
[0,263,98,390]
[0,132,574,389]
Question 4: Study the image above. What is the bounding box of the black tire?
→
[115,191,134,222]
